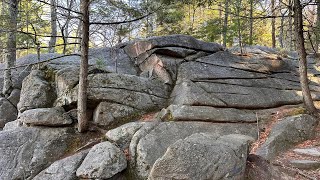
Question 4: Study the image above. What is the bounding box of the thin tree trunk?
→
[294,0,317,114]
[223,0,229,47]
[3,0,18,96]
[271,0,276,48]
[237,0,243,54]
[249,0,253,45]
[315,0,320,53]
[48,0,57,53]
[289,0,293,50]
[279,12,285,48]
[63,0,74,54]
[77,0,90,132]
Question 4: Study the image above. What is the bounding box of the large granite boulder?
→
[76,141,127,179]
[0,126,94,179]
[256,114,318,160]
[129,121,257,179]
[17,70,56,113]
[0,98,18,128]
[149,134,254,180]
[124,34,224,58]
[56,73,171,112]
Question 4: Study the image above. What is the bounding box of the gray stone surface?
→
[256,114,318,160]
[3,120,21,131]
[56,73,170,111]
[124,34,223,58]
[33,150,89,180]
[76,141,127,179]
[93,101,141,128]
[289,160,320,170]
[167,105,257,122]
[148,133,254,180]
[0,98,18,128]
[293,148,320,157]
[18,107,73,126]
[106,122,145,149]
[17,70,56,113]
[130,121,257,179]
[7,89,21,107]
[0,126,91,179]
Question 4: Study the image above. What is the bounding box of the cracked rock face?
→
[0,127,93,180]
[149,133,254,180]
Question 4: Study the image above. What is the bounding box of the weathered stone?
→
[55,66,79,97]
[170,80,227,107]
[289,160,320,170]
[124,35,223,58]
[93,101,141,128]
[7,89,21,107]
[293,148,320,157]
[33,150,89,180]
[153,47,197,58]
[57,73,170,111]
[167,105,257,122]
[3,120,21,131]
[256,114,318,160]
[17,70,56,113]
[76,141,127,179]
[130,121,257,179]
[18,107,73,127]
[105,122,145,149]
[148,133,254,180]
[0,126,92,179]
[0,98,18,128]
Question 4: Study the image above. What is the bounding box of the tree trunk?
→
[63,0,74,54]
[237,0,243,54]
[279,10,285,48]
[315,0,320,53]
[48,0,57,53]
[271,0,276,48]
[77,0,90,132]
[223,0,229,47]
[3,0,18,96]
[294,0,317,114]
[289,0,293,50]
[249,0,253,45]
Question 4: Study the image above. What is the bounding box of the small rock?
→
[289,160,320,170]
[293,148,320,157]
[105,122,144,149]
[93,102,140,128]
[76,141,127,179]
[18,107,73,126]
[7,89,21,107]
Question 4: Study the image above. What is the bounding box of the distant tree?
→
[48,0,57,53]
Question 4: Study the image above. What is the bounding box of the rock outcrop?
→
[0,35,319,179]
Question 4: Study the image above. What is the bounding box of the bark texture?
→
[77,0,90,132]
[294,0,317,114]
